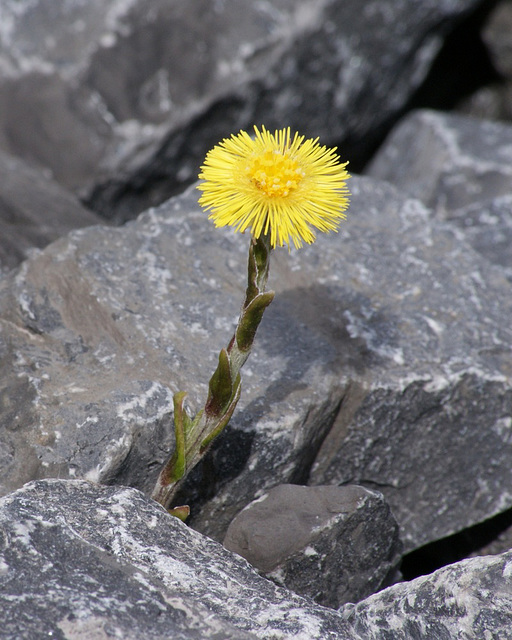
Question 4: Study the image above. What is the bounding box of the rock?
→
[365,108,512,281]
[342,549,512,640]
[198,177,512,551]
[0,182,347,516]
[456,82,512,122]
[3,478,512,639]
[223,484,402,608]
[0,175,511,557]
[366,109,512,212]
[0,149,104,272]
[482,0,512,79]
[0,0,486,221]
[451,195,512,282]
[0,479,358,640]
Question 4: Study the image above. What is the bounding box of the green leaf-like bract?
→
[205,348,233,417]
[236,291,275,351]
[152,234,273,511]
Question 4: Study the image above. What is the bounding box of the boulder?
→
[0,175,511,556]
[3,478,512,640]
[0,0,486,221]
[223,484,402,608]
[366,108,512,281]
[343,549,512,639]
[0,479,356,639]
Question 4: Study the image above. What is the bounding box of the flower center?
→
[248,150,305,198]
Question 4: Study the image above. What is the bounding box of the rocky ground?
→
[1,0,512,638]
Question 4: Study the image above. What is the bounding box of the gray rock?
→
[366,109,512,212]
[342,550,512,640]
[223,484,401,608]
[452,195,512,281]
[0,150,103,272]
[456,82,512,122]
[0,174,511,557]
[3,478,512,640]
[198,177,512,551]
[365,108,512,280]
[0,479,357,640]
[0,182,347,518]
[482,0,512,79]
[0,0,485,221]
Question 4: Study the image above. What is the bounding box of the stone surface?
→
[0,479,357,639]
[223,484,401,608]
[365,108,512,280]
[0,0,486,221]
[0,181,347,518]
[0,149,103,272]
[366,108,512,213]
[3,478,512,640]
[342,550,512,640]
[0,175,511,556]
[482,0,512,78]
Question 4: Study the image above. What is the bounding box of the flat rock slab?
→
[0,479,356,639]
[0,0,484,220]
[0,175,511,555]
[366,108,512,212]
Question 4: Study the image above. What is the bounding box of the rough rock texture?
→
[0,479,357,640]
[0,149,103,272]
[0,0,486,221]
[0,181,347,510]
[1,175,511,556]
[365,108,512,281]
[342,550,512,640]
[3,479,512,640]
[365,106,512,560]
[223,484,401,608]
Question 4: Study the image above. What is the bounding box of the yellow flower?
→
[197,126,350,249]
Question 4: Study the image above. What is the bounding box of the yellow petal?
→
[197,125,350,249]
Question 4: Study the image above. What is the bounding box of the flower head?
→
[197,126,350,249]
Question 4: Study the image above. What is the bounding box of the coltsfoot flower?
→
[198,125,350,249]
[153,127,351,512]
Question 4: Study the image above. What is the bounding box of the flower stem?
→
[152,234,274,511]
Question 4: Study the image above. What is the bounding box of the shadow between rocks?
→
[401,505,512,580]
